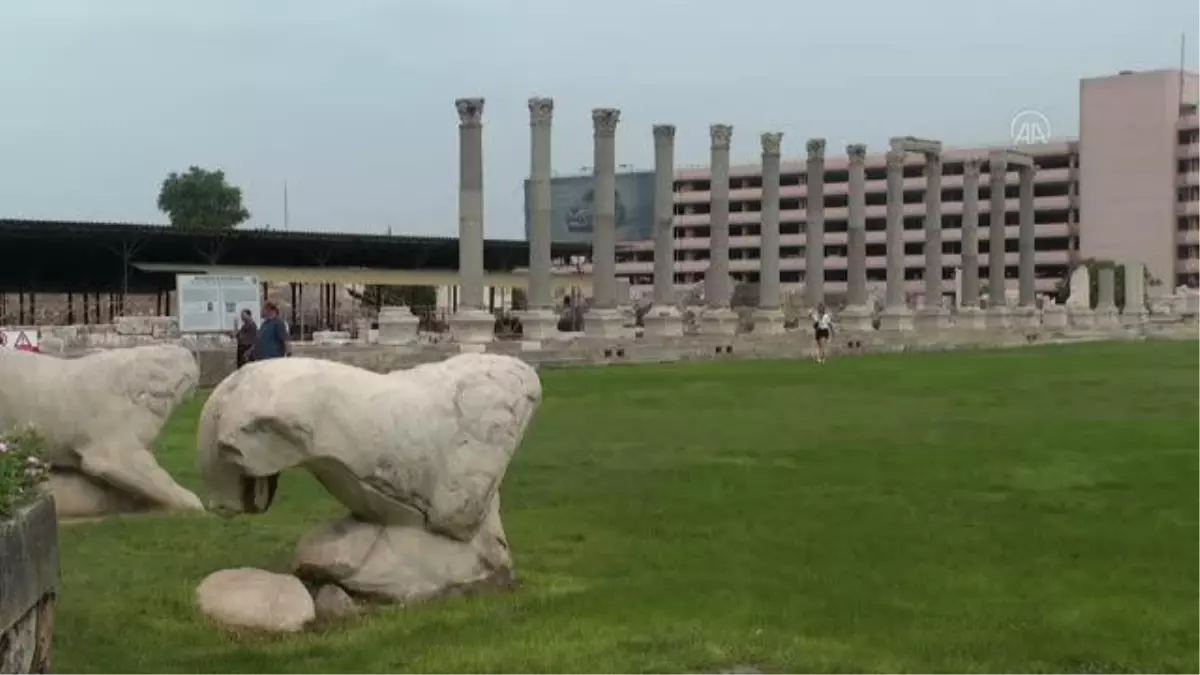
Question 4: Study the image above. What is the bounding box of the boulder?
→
[197,353,541,606]
[313,584,359,620]
[0,345,202,515]
[195,568,315,633]
[41,470,153,519]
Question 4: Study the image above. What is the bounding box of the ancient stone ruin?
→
[194,353,541,631]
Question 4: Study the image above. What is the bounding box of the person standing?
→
[234,309,257,368]
[811,303,834,365]
[252,301,292,362]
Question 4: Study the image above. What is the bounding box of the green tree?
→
[157,166,250,231]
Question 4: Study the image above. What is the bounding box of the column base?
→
[584,308,627,339]
[956,306,986,330]
[1012,305,1040,330]
[700,307,739,336]
[878,306,913,332]
[377,307,420,345]
[514,309,560,340]
[1120,310,1148,328]
[642,306,684,338]
[985,305,1011,330]
[752,308,787,335]
[449,308,495,344]
[1042,305,1069,330]
[914,307,951,331]
[839,304,874,332]
[1067,305,1094,329]
[1094,306,1120,329]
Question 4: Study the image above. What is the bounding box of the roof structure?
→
[0,219,590,294]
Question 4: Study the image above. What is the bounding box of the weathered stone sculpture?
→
[196,353,541,607]
[0,345,202,518]
[1065,265,1094,328]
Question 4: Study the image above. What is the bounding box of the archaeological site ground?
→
[46,341,1198,674]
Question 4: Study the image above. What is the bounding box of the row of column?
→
[452,97,1044,341]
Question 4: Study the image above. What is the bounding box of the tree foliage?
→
[157,166,250,231]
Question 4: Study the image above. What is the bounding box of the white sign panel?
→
[176,274,262,334]
[0,330,40,352]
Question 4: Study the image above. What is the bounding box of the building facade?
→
[612,69,1199,301]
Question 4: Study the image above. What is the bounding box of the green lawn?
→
[53,342,1199,673]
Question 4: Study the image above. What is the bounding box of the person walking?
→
[234,309,257,368]
[811,303,834,364]
[252,301,292,362]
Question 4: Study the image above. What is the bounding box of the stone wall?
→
[0,495,59,674]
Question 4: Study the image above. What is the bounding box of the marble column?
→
[643,124,683,338]
[916,151,948,329]
[702,124,738,335]
[841,143,873,331]
[804,139,826,308]
[754,132,786,334]
[958,158,984,328]
[584,108,624,338]
[1096,266,1119,327]
[449,97,494,344]
[1014,165,1038,328]
[517,97,559,339]
[986,155,1010,327]
[1121,261,1147,326]
[880,148,913,330]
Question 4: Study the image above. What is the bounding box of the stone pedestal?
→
[985,306,1011,330]
[838,305,874,332]
[353,319,371,344]
[312,331,352,345]
[1011,306,1039,330]
[878,306,913,332]
[1120,309,1148,328]
[642,306,684,338]
[700,307,739,336]
[1094,307,1120,329]
[1067,306,1095,329]
[584,308,626,339]
[914,307,950,331]
[957,306,986,330]
[377,307,420,345]
[448,309,495,344]
[752,308,787,335]
[515,309,559,340]
[1042,305,1068,330]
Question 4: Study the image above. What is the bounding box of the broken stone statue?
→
[196,352,542,620]
[0,344,203,518]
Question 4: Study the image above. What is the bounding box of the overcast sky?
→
[1,0,1196,239]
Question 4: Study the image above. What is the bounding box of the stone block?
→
[448,309,494,344]
[584,309,627,339]
[514,309,559,340]
[878,306,914,332]
[699,308,739,336]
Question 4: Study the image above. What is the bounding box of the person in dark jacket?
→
[252,301,292,361]
[234,309,257,369]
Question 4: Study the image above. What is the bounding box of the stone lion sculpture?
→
[196,353,542,605]
[0,345,203,517]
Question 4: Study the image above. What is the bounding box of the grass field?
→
[52,341,1198,673]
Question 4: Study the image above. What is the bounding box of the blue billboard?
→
[524,171,656,244]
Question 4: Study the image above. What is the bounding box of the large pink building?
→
[615,69,1200,300]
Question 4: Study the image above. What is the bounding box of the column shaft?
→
[591,109,620,309]
[456,98,485,310]
[707,124,733,309]
[846,144,868,306]
[885,149,906,307]
[988,158,1008,307]
[960,160,981,307]
[527,98,554,310]
[804,139,826,306]
[1097,266,1116,308]
[923,153,943,308]
[1017,166,1036,307]
[759,133,783,310]
[652,125,677,306]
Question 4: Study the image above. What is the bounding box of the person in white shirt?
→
[811,304,834,364]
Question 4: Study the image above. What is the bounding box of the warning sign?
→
[0,330,40,352]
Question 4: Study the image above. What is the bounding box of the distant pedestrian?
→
[812,304,834,364]
[252,301,292,362]
[234,309,257,368]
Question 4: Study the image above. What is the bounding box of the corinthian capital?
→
[806,138,826,159]
[761,132,783,155]
[455,97,484,126]
[709,124,733,149]
[528,97,554,125]
[885,148,906,168]
[592,108,621,135]
[962,157,982,178]
[652,124,676,140]
[846,143,867,162]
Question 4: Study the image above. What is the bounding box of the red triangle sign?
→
[13,331,35,351]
